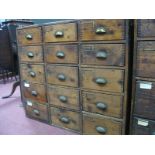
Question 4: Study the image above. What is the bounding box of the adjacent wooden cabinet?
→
[17,20,131,134]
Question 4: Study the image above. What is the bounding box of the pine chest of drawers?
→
[17,19,131,134]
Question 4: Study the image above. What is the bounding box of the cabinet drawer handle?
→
[56,51,65,58]
[25,34,33,40]
[96,51,107,59]
[33,109,40,116]
[27,52,34,58]
[95,78,107,85]
[96,27,106,34]
[55,31,64,37]
[59,95,67,103]
[31,91,38,96]
[57,74,66,81]
[96,126,106,134]
[59,116,70,124]
[29,71,36,77]
[96,102,107,110]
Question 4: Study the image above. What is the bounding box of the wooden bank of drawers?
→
[17,20,130,134]
[131,20,155,135]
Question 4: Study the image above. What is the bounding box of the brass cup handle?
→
[33,109,40,116]
[59,116,70,124]
[27,52,34,58]
[25,34,33,40]
[59,95,67,103]
[29,71,36,77]
[55,31,64,37]
[95,77,107,85]
[96,102,107,110]
[31,91,38,97]
[96,27,106,34]
[56,51,65,58]
[96,51,107,59]
[96,126,107,134]
[57,74,66,81]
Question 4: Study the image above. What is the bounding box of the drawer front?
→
[20,64,45,83]
[18,46,43,63]
[134,81,155,120]
[44,23,77,42]
[17,27,42,45]
[132,117,155,135]
[46,65,78,87]
[83,112,122,135]
[79,20,125,41]
[82,91,123,118]
[48,85,80,110]
[80,44,125,66]
[137,41,155,78]
[81,68,124,92]
[44,44,78,64]
[137,19,155,38]
[50,107,81,132]
[22,82,47,103]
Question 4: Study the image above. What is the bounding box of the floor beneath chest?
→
[0,79,78,135]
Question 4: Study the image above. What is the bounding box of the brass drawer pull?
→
[57,74,66,81]
[96,126,106,134]
[59,95,68,103]
[96,102,107,110]
[96,51,107,59]
[56,51,65,58]
[95,77,107,85]
[29,71,36,77]
[59,116,70,124]
[25,34,33,40]
[55,31,64,37]
[27,52,34,58]
[31,91,38,96]
[33,109,40,116]
[96,27,106,34]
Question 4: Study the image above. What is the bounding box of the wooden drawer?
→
[18,46,43,63]
[50,107,81,132]
[20,64,45,83]
[83,112,122,135]
[79,20,125,41]
[46,65,78,87]
[82,91,123,118]
[17,27,42,45]
[44,44,78,64]
[25,100,48,122]
[81,68,124,93]
[137,19,155,38]
[134,80,155,120]
[44,23,77,42]
[80,43,125,66]
[48,85,80,110]
[137,41,155,78]
[22,82,47,103]
[132,117,155,135]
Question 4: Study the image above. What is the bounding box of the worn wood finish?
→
[48,85,80,110]
[79,20,125,41]
[80,43,125,66]
[20,64,45,83]
[136,41,155,78]
[83,112,122,135]
[50,107,81,132]
[18,46,43,63]
[17,27,42,45]
[46,65,79,87]
[44,44,78,64]
[82,91,123,118]
[22,82,47,103]
[132,117,155,135]
[81,68,124,92]
[44,23,77,42]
